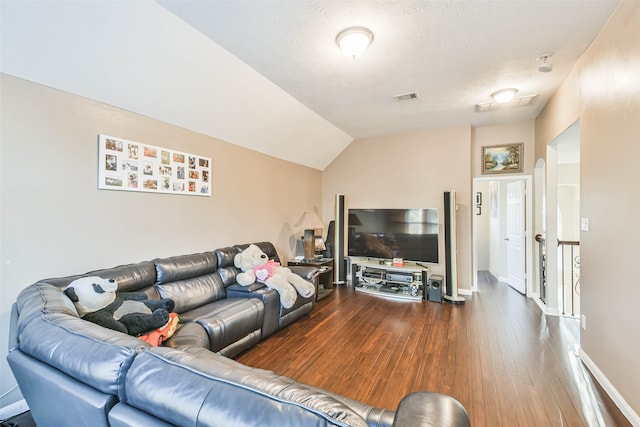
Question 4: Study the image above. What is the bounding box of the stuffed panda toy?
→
[63,276,175,337]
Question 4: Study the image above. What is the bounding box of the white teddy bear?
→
[233,244,315,308]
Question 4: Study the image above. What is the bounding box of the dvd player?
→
[385,271,415,283]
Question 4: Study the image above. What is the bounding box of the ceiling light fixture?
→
[336,26,374,59]
[537,54,553,72]
[491,88,518,104]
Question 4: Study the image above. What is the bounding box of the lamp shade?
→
[294,211,324,230]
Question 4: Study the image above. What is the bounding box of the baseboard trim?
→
[579,348,640,427]
[0,399,29,421]
[458,288,473,296]
[533,297,546,313]
[545,305,560,316]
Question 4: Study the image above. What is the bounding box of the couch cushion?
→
[164,322,210,350]
[214,246,241,286]
[154,252,217,284]
[179,298,264,352]
[155,272,226,312]
[88,261,158,293]
[122,347,367,427]
[15,283,149,397]
[8,350,118,427]
[39,261,158,294]
[235,241,281,263]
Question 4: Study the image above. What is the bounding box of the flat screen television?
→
[348,208,439,264]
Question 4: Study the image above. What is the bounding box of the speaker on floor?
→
[422,270,429,300]
[428,274,444,303]
[350,260,359,286]
[444,190,465,304]
[333,194,345,284]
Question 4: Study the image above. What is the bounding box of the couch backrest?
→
[14,283,149,397]
[214,241,281,287]
[214,245,241,286]
[153,252,226,313]
[234,241,281,263]
[41,261,160,299]
[122,347,368,427]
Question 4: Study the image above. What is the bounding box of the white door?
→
[506,181,526,294]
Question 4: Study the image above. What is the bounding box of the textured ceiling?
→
[1,1,618,170]
[159,0,619,140]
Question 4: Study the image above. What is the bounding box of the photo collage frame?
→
[98,134,211,196]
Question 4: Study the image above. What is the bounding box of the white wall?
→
[0,75,324,409]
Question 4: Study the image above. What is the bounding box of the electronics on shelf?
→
[353,260,428,301]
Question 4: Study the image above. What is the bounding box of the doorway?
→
[472,175,533,296]
[550,121,581,317]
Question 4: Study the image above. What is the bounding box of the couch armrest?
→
[226,285,280,338]
[287,265,320,282]
[226,282,265,293]
[392,392,470,427]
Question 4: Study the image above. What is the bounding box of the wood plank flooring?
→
[237,271,631,427]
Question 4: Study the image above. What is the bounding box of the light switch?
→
[580,217,589,232]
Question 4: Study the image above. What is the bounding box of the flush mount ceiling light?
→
[491,88,518,104]
[336,26,374,59]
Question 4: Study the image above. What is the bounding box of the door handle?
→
[504,238,510,241]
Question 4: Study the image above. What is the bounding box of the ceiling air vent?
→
[394,92,419,102]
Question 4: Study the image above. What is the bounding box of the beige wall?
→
[472,121,536,288]
[472,121,535,178]
[323,126,472,286]
[0,74,323,404]
[535,0,640,417]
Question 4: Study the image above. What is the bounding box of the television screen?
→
[348,208,439,264]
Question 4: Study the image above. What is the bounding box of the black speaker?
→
[428,274,444,303]
[422,270,429,300]
[334,194,345,284]
[350,261,359,286]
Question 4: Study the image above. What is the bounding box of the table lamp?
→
[294,211,324,260]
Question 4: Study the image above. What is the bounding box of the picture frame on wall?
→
[98,134,212,197]
[481,142,523,174]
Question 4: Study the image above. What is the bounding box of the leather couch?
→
[7,241,470,427]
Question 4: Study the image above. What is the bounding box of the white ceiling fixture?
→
[157,0,618,141]
[537,54,554,72]
[491,88,518,104]
[335,26,374,59]
[475,94,538,112]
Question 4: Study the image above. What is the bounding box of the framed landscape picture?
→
[482,143,523,174]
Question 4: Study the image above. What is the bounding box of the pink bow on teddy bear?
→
[254,260,281,283]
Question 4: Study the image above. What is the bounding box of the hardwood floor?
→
[237,271,631,427]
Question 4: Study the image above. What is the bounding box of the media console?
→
[351,260,428,301]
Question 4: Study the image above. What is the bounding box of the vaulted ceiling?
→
[1,1,618,169]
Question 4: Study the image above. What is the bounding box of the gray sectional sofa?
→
[7,241,470,427]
